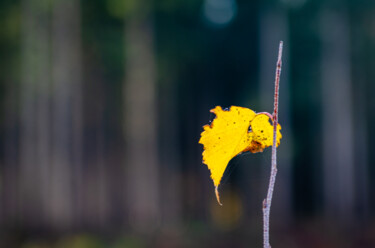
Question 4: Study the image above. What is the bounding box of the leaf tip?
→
[215,186,223,206]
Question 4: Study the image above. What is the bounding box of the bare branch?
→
[263,41,283,248]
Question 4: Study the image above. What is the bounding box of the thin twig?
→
[263,41,283,248]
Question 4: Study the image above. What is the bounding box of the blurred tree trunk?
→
[320,10,355,223]
[50,0,82,228]
[3,77,18,225]
[160,79,182,228]
[123,1,161,231]
[19,0,51,227]
[258,8,292,227]
[352,20,369,221]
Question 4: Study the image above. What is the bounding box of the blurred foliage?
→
[55,235,104,248]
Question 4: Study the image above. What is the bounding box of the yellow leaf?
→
[199,106,282,205]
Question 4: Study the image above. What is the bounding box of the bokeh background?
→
[1,0,375,247]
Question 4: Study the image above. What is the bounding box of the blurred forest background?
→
[1,0,375,247]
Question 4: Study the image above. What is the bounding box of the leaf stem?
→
[263,41,283,248]
[257,112,273,120]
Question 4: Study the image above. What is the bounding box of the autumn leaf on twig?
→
[199,106,282,205]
